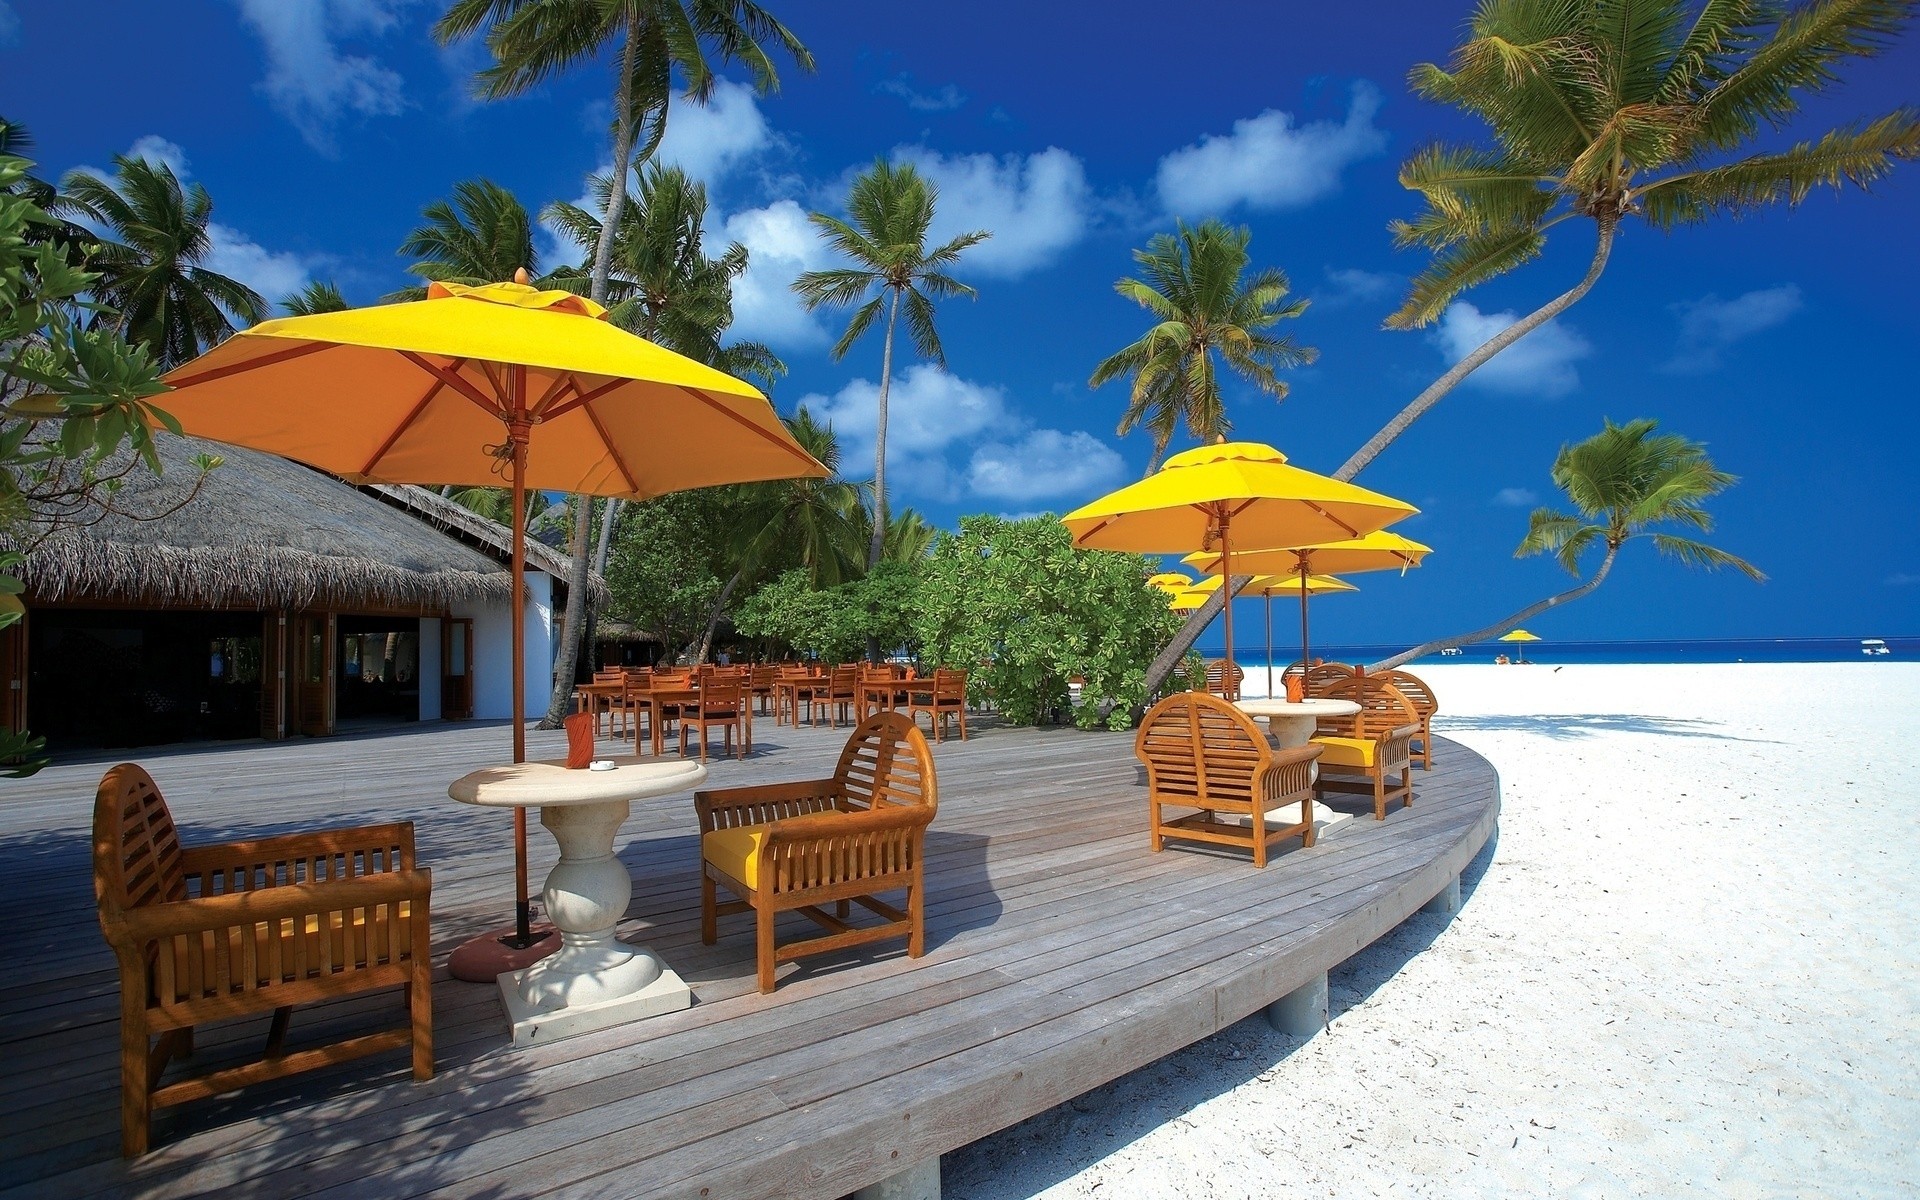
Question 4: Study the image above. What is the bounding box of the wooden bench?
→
[1137,691,1321,867]
[1311,675,1419,820]
[695,713,937,993]
[93,763,433,1156]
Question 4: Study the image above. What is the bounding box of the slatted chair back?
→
[94,764,188,925]
[1318,674,1419,738]
[834,712,938,816]
[1303,662,1356,698]
[1134,691,1267,814]
[751,665,776,689]
[623,666,652,685]
[1379,670,1435,721]
[829,664,859,699]
[933,668,967,703]
[697,672,745,716]
[1204,659,1244,701]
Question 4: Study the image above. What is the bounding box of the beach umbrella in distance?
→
[1181,573,1357,697]
[1062,441,1416,692]
[1148,572,1194,594]
[158,272,827,977]
[1499,628,1542,663]
[1168,589,1208,612]
[1184,530,1430,677]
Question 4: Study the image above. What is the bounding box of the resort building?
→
[4,434,597,748]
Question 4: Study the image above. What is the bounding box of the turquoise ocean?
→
[1190,635,1917,665]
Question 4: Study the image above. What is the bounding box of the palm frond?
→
[1649,532,1766,578]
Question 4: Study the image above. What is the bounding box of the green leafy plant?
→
[914,516,1178,730]
[734,563,921,664]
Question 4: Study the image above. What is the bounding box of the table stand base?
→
[498,946,691,1047]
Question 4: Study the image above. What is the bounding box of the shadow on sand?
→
[1438,712,1778,743]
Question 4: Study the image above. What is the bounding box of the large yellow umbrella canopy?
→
[1064,442,1415,681]
[1168,590,1208,612]
[161,276,826,959]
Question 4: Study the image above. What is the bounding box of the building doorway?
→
[337,615,420,723]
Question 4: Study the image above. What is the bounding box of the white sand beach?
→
[944,662,1920,1198]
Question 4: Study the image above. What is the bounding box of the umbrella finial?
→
[513,267,530,285]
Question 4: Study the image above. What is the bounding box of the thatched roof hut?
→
[10,434,591,612]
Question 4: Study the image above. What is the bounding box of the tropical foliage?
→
[733,563,920,664]
[280,281,349,316]
[796,160,989,568]
[914,516,1179,730]
[58,155,268,367]
[1092,219,1315,471]
[1379,418,1761,668]
[392,178,540,300]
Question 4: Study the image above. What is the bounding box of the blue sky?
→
[5,1,1917,644]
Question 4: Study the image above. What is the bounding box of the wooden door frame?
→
[442,617,473,720]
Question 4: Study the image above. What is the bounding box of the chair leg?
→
[755,904,777,994]
[264,1005,292,1057]
[700,871,717,945]
[409,960,434,1081]
[119,1003,151,1157]
[907,876,925,958]
[958,706,968,740]
[1373,770,1387,820]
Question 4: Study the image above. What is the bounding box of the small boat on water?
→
[1862,638,1891,656]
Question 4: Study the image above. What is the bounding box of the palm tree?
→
[1336,0,1920,482]
[434,0,813,726]
[281,281,348,315]
[390,179,538,301]
[795,160,990,569]
[1377,418,1762,669]
[1091,220,1316,472]
[58,156,268,366]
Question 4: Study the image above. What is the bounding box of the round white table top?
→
[448,756,709,809]
[1235,698,1361,719]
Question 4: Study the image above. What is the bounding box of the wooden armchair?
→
[1311,675,1420,819]
[1378,669,1438,769]
[1136,691,1321,867]
[1203,659,1245,701]
[907,668,969,742]
[1302,662,1356,698]
[93,764,432,1157]
[695,713,937,993]
[681,672,750,761]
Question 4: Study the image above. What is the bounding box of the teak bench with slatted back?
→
[1311,675,1421,820]
[695,713,937,993]
[1136,690,1322,867]
[93,764,433,1157]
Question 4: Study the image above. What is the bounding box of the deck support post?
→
[853,1155,941,1200]
[1266,971,1328,1037]
[1421,873,1462,916]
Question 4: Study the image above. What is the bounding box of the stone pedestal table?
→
[449,756,707,1047]
[1234,697,1364,835]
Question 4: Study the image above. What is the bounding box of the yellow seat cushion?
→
[703,825,771,889]
[1312,735,1378,768]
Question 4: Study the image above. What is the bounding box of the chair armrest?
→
[181,823,415,887]
[1260,743,1323,802]
[107,871,432,944]
[763,803,932,847]
[694,779,841,832]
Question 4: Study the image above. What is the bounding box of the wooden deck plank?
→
[0,715,1496,1200]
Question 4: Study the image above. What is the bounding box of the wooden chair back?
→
[1317,674,1419,738]
[697,673,745,716]
[1303,662,1356,698]
[828,664,859,698]
[94,764,188,924]
[751,665,776,689]
[1378,670,1436,720]
[1204,659,1244,700]
[835,711,938,816]
[932,669,967,704]
[1134,690,1268,814]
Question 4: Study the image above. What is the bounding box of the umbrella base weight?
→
[499,949,690,1047]
[448,925,563,982]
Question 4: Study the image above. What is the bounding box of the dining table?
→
[1235,697,1362,782]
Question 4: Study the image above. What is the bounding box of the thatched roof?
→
[367,484,597,591]
[11,434,535,612]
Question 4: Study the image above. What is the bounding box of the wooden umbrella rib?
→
[529,373,578,419]
[167,341,336,388]
[581,398,641,495]
[400,351,504,417]
[540,377,626,422]
[360,363,460,478]
[1300,500,1362,540]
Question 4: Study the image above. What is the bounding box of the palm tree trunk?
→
[1331,219,1617,483]
[542,11,644,728]
[1369,543,1619,672]
[693,567,746,663]
[593,497,623,573]
[870,289,900,571]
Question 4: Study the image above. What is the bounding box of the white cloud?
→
[1886,572,1920,586]
[1155,83,1388,217]
[720,199,830,350]
[205,223,312,310]
[1318,266,1397,309]
[231,0,411,153]
[876,74,966,112]
[126,135,190,177]
[656,77,775,187]
[1493,487,1538,507]
[1666,285,1803,373]
[894,146,1091,279]
[800,365,1123,504]
[968,430,1125,502]
[0,2,21,49]
[1432,301,1592,398]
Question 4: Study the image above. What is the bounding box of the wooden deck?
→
[0,710,1498,1199]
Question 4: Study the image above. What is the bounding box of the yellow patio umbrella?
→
[1499,628,1542,663]
[159,274,827,968]
[1064,442,1416,687]
[1147,572,1194,594]
[1191,574,1359,698]
[1185,530,1431,672]
[1168,589,1208,611]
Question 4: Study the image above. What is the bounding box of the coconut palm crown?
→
[1090,219,1316,472]
[392,178,539,301]
[1388,0,1920,330]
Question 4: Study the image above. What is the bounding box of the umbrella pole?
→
[1218,517,1235,699]
[1264,592,1273,700]
[508,399,533,948]
[1298,558,1311,675]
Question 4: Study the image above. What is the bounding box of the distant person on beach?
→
[1495,654,1511,665]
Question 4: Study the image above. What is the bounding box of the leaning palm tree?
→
[1091,219,1316,472]
[58,156,268,366]
[390,179,538,301]
[1377,418,1762,669]
[795,160,990,569]
[280,281,349,316]
[434,0,813,726]
[1337,0,1919,482]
